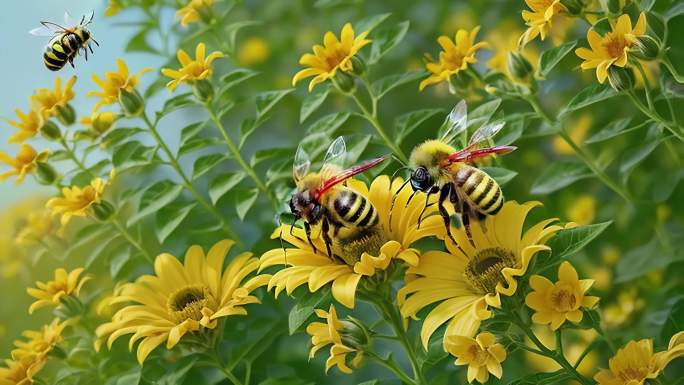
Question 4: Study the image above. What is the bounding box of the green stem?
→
[626,91,684,142]
[110,218,154,264]
[366,351,417,385]
[661,55,684,84]
[59,138,95,179]
[142,113,241,243]
[204,102,279,210]
[633,61,654,110]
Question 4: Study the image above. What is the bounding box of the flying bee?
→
[30,11,99,71]
[288,137,387,263]
[400,100,516,246]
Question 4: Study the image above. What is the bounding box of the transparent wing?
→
[468,121,506,146]
[293,145,311,183]
[64,11,79,26]
[320,136,347,180]
[438,100,468,145]
[29,23,63,36]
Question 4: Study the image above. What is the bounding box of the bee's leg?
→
[321,217,334,259]
[461,205,476,247]
[92,38,100,46]
[304,221,318,255]
[475,211,488,233]
[84,47,88,61]
[417,185,439,229]
[389,178,410,232]
[438,184,458,246]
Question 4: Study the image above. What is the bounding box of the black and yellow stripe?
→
[41,28,91,71]
[462,167,503,215]
[333,190,378,228]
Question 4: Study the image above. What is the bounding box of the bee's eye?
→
[410,167,432,191]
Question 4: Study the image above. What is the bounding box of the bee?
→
[30,11,99,71]
[288,137,387,263]
[402,100,516,245]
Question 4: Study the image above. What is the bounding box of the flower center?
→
[443,53,465,71]
[603,33,631,58]
[467,344,490,366]
[324,45,350,71]
[549,284,577,312]
[335,227,387,265]
[464,247,518,294]
[167,285,216,323]
[617,366,648,382]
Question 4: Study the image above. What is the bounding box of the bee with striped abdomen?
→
[30,11,99,71]
[402,100,516,246]
[289,137,387,264]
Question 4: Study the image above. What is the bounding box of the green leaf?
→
[537,40,577,78]
[584,118,635,143]
[251,148,291,167]
[615,238,684,283]
[220,68,258,89]
[235,188,259,220]
[665,2,684,19]
[480,167,518,186]
[560,84,617,117]
[112,141,156,171]
[530,161,592,194]
[225,20,262,53]
[49,149,70,162]
[307,112,350,136]
[109,246,132,279]
[209,172,246,204]
[372,71,425,100]
[192,153,227,180]
[239,114,271,148]
[179,121,206,145]
[155,201,197,244]
[178,137,221,157]
[619,135,661,176]
[101,127,144,150]
[508,370,573,385]
[85,236,124,269]
[256,89,294,119]
[369,20,410,64]
[288,287,332,335]
[127,180,184,226]
[158,92,197,117]
[547,221,612,260]
[356,13,391,33]
[395,108,443,142]
[125,27,159,55]
[345,135,372,164]
[300,86,331,123]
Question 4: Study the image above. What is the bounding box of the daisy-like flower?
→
[594,331,684,385]
[306,305,364,374]
[292,22,371,92]
[161,43,224,92]
[520,0,568,46]
[95,240,269,364]
[0,356,46,385]
[419,26,488,91]
[0,144,49,185]
[525,261,600,330]
[30,76,76,119]
[5,108,43,144]
[88,58,151,112]
[26,268,90,314]
[398,201,566,348]
[11,319,68,362]
[260,176,444,309]
[575,13,646,84]
[15,210,54,246]
[46,178,106,225]
[445,332,506,383]
[79,111,117,138]
[177,0,214,27]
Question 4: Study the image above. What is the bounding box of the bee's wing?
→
[29,22,64,37]
[64,11,79,26]
[438,99,468,146]
[467,121,506,147]
[320,136,347,182]
[293,144,311,183]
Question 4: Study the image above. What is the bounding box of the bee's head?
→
[409,166,433,192]
[289,189,323,224]
[80,28,91,41]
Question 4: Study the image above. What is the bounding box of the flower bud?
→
[36,162,58,185]
[351,56,367,76]
[507,51,534,82]
[56,104,76,125]
[607,66,635,93]
[119,89,145,117]
[56,295,85,319]
[332,71,355,93]
[192,79,215,102]
[92,200,115,221]
[339,317,370,350]
[560,0,584,15]
[631,35,661,60]
[40,120,62,140]
[92,111,117,135]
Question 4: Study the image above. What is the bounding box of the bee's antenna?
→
[390,165,411,181]
[391,154,407,167]
[388,177,410,232]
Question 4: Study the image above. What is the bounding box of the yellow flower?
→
[595,331,684,385]
[306,305,363,374]
[445,332,506,383]
[525,261,600,330]
[0,144,49,185]
[575,13,646,83]
[79,111,117,137]
[30,76,76,119]
[5,108,43,144]
[260,176,444,309]
[26,267,90,314]
[238,37,271,67]
[46,178,107,225]
[105,0,121,17]
[88,58,151,111]
[520,0,568,46]
[565,194,597,225]
[11,319,68,362]
[177,0,214,27]
[398,201,565,348]
[161,43,224,92]
[552,113,592,155]
[95,240,269,364]
[15,210,54,246]
[0,356,46,385]
[292,23,371,92]
[419,26,488,91]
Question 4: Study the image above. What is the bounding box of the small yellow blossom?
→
[105,0,121,17]
[575,13,646,83]
[15,210,54,246]
[520,0,568,46]
[46,178,106,225]
[419,26,488,91]
[79,111,117,137]
[161,43,223,92]
[177,0,214,27]
[306,305,363,374]
[0,144,49,185]
[525,261,600,330]
[238,37,271,67]
[30,76,76,119]
[552,113,592,155]
[5,108,43,144]
[88,58,151,111]
[445,332,506,383]
[566,194,597,225]
[0,356,46,385]
[26,268,90,314]
[292,23,371,92]
[11,319,68,362]
[486,22,538,76]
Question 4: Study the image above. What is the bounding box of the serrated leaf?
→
[178,137,221,157]
[480,167,518,186]
[547,221,612,260]
[538,40,577,77]
[256,89,294,119]
[307,112,350,136]
[530,161,592,194]
[369,20,410,64]
[395,108,442,142]
[584,118,635,143]
[128,180,184,226]
[155,201,197,244]
[288,287,332,335]
[356,13,391,33]
[372,71,424,100]
[300,86,331,123]
[560,84,617,117]
[180,121,206,145]
[235,188,259,220]
[192,153,227,180]
[209,172,246,204]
